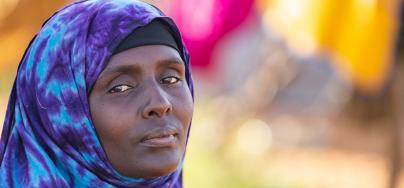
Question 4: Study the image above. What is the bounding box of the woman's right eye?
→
[108,85,133,93]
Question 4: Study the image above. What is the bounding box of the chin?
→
[145,165,179,178]
[142,154,181,178]
[121,149,182,179]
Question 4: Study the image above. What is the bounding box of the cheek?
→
[175,88,194,133]
[89,96,134,146]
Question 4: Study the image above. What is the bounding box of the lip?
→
[139,126,179,148]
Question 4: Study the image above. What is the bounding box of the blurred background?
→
[0,0,403,187]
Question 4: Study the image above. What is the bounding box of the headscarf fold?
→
[0,0,193,187]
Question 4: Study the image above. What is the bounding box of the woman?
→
[0,0,194,187]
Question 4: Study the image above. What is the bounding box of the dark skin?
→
[89,45,193,178]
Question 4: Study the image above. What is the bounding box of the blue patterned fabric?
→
[0,0,193,187]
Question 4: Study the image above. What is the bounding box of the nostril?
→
[147,106,171,117]
[142,96,173,118]
[148,111,158,117]
[165,106,172,113]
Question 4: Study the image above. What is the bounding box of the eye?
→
[161,76,180,84]
[108,84,133,93]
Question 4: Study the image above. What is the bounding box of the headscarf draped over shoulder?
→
[0,0,193,187]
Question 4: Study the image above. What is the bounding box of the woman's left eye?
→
[161,76,180,84]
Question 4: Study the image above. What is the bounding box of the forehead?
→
[100,45,183,75]
[110,45,182,64]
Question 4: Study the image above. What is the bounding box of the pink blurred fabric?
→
[166,0,257,71]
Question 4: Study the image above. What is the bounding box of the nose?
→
[142,85,172,119]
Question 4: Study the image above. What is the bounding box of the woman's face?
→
[89,45,193,178]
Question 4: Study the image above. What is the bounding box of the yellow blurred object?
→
[0,27,32,70]
[0,0,20,24]
[259,0,401,94]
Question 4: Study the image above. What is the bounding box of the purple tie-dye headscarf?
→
[0,0,193,187]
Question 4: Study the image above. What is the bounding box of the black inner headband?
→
[113,19,181,55]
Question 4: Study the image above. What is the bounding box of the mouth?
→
[140,126,179,148]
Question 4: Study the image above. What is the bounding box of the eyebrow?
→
[97,57,184,82]
[157,57,184,66]
[101,64,139,77]
[157,58,185,72]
